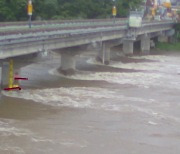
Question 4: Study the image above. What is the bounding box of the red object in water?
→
[14,77,28,80]
[4,87,21,91]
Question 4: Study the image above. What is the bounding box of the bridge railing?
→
[0,18,128,27]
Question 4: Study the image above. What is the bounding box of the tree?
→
[0,0,143,21]
[117,0,143,17]
[0,0,27,21]
[0,0,15,21]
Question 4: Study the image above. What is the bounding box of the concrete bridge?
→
[0,18,176,90]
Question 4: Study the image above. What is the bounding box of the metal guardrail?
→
[0,18,128,26]
[0,18,128,33]
[0,25,128,45]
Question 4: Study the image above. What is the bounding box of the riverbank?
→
[156,42,180,51]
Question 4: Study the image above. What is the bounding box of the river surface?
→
[0,50,180,154]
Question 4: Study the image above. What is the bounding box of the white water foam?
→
[2,87,152,109]
[132,55,178,62]
[59,139,88,148]
[3,86,180,124]
[0,146,25,154]
[85,54,180,89]
[49,53,180,91]
[0,119,29,153]
[0,118,58,153]
[51,67,180,90]
[87,55,180,73]
[0,119,32,137]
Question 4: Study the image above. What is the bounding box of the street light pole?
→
[27,0,33,28]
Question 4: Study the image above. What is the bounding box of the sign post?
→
[112,6,117,23]
[27,0,33,28]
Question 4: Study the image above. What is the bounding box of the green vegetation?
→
[156,22,180,51]
[0,0,143,21]
[174,23,180,40]
[156,42,180,51]
[0,0,27,21]
[155,21,180,52]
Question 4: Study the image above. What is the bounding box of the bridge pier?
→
[1,61,9,89]
[96,40,122,65]
[97,43,111,65]
[59,52,76,75]
[123,40,134,55]
[141,35,151,54]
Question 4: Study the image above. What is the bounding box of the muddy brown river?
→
[0,50,180,154]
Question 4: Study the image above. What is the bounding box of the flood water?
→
[0,50,180,154]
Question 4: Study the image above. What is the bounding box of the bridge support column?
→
[123,41,134,55]
[97,43,111,65]
[1,61,9,89]
[59,53,76,75]
[141,36,150,54]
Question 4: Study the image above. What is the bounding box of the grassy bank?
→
[156,42,180,51]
